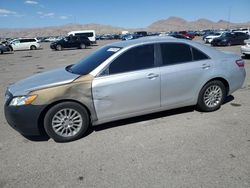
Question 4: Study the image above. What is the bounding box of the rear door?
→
[20,39,30,50]
[159,43,213,107]
[92,44,161,121]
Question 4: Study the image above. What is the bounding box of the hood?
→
[8,67,80,96]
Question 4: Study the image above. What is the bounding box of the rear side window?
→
[20,39,36,43]
[75,33,94,37]
[109,44,155,74]
[160,43,192,65]
[192,47,209,61]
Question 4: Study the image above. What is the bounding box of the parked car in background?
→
[68,30,96,44]
[204,32,224,43]
[43,37,61,42]
[0,44,11,54]
[121,33,142,40]
[134,31,148,37]
[99,34,114,40]
[169,33,192,40]
[4,37,245,142]
[241,39,250,58]
[202,31,215,40]
[50,36,91,50]
[211,32,249,46]
[9,38,40,51]
[232,28,250,35]
[179,31,195,39]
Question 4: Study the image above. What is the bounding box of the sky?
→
[0,0,250,28]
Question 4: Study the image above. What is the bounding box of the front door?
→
[92,44,161,121]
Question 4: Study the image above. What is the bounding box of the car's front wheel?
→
[197,80,226,112]
[30,45,37,50]
[44,102,89,142]
[56,44,62,51]
[79,43,86,49]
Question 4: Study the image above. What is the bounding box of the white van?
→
[232,28,250,35]
[9,38,40,51]
[68,30,96,44]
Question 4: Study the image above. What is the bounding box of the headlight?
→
[9,95,37,106]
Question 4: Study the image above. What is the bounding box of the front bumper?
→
[211,40,227,46]
[4,95,46,136]
[50,44,56,49]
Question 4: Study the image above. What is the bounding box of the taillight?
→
[235,59,244,67]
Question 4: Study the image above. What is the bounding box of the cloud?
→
[37,11,55,18]
[24,0,38,5]
[0,8,16,15]
[59,16,68,20]
[37,12,70,20]
[45,13,55,17]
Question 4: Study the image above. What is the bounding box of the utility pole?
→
[227,6,231,30]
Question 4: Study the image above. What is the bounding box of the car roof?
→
[112,36,176,48]
[110,36,224,58]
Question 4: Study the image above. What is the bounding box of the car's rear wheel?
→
[79,43,86,49]
[44,102,89,142]
[30,45,37,50]
[56,44,62,51]
[197,80,226,112]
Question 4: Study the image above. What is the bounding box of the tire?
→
[30,45,37,50]
[0,50,3,54]
[44,102,89,142]
[197,80,226,112]
[79,43,86,49]
[56,44,62,51]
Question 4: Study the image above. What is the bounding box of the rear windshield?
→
[68,46,121,75]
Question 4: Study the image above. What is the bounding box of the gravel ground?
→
[0,39,250,188]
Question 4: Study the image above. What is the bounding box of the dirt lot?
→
[0,39,250,188]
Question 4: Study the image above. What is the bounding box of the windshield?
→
[68,46,121,75]
[63,37,69,42]
[221,32,232,37]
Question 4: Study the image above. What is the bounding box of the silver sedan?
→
[4,37,246,142]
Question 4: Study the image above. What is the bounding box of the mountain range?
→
[1,16,250,38]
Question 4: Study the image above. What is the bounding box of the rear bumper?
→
[241,46,250,55]
[0,46,11,52]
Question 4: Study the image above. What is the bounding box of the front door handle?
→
[201,64,211,69]
[147,73,159,79]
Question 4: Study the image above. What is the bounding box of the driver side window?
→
[105,44,155,75]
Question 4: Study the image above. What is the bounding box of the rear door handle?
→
[201,64,211,69]
[147,73,159,79]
